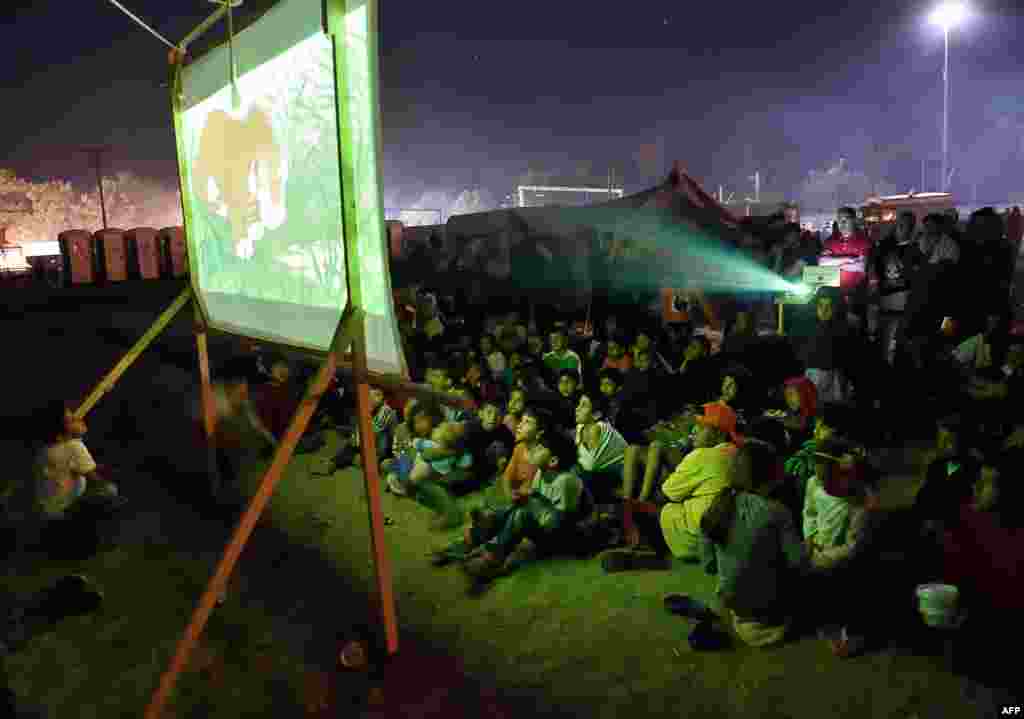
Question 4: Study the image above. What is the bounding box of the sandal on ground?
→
[599,548,670,573]
[663,594,714,620]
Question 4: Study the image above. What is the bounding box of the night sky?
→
[2,1,1023,204]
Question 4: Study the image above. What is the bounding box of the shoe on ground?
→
[600,548,670,573]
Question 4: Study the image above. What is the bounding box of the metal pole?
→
[942,27,949,193]
[95,158,108,230]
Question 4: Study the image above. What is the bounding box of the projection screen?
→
[174,0,405,375]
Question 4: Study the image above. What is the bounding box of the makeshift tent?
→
[439,163,745,322]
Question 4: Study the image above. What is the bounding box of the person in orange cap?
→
[602,402,740,572]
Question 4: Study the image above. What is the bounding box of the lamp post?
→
[929,2,967,193]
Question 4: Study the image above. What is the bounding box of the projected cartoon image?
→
[173,0,403,372]
[193,106,287,260]
[181,30,347,319]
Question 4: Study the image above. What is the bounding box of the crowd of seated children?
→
[459,424,595,586]
[361,272,1024,658]
[573,394,628,507]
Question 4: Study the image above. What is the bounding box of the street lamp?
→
[929,2,968,193]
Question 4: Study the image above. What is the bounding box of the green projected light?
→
[173,0,404,374]
[548,206,800,297]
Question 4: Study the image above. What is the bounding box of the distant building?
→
[516,181,624,208]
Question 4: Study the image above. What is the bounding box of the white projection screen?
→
[174,0,405,375]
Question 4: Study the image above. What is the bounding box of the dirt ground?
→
[0,279,998,718]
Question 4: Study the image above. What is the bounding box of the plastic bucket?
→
[916,583,959,611]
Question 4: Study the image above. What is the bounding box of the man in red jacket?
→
[819,206,873,329]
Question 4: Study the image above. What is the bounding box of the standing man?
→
[867,211,920,366]
[820,207,873,331]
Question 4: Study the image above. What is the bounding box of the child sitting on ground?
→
[601,331,633,373]
[464,402,515,487]
[941,450,1024,707]
[911,415,979,566]
[498,407,548,503]
[698,438,810,648]
[462,359,502,405]
[250,354,326,454]
[675,335,718,406]
[574,393,628,506]
[333,386,398,469]
[34,402,121,519]
[193,357,278,506]
[802,438,883,657]
[543,326,583,384]
[770,376,818,453]
[503,388,527,435]
[550,369,581,440]
[403,410,469,530]
[596,368,625,428]
[30,401,126,557]
[383,399,418,494]
[461,424,594,588]
[478,333,507,381]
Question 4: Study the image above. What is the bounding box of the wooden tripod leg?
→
[194,300,218,496]
[144,318,355,719]
[351,318,399,656]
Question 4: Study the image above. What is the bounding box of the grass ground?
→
[0,279,993,718]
